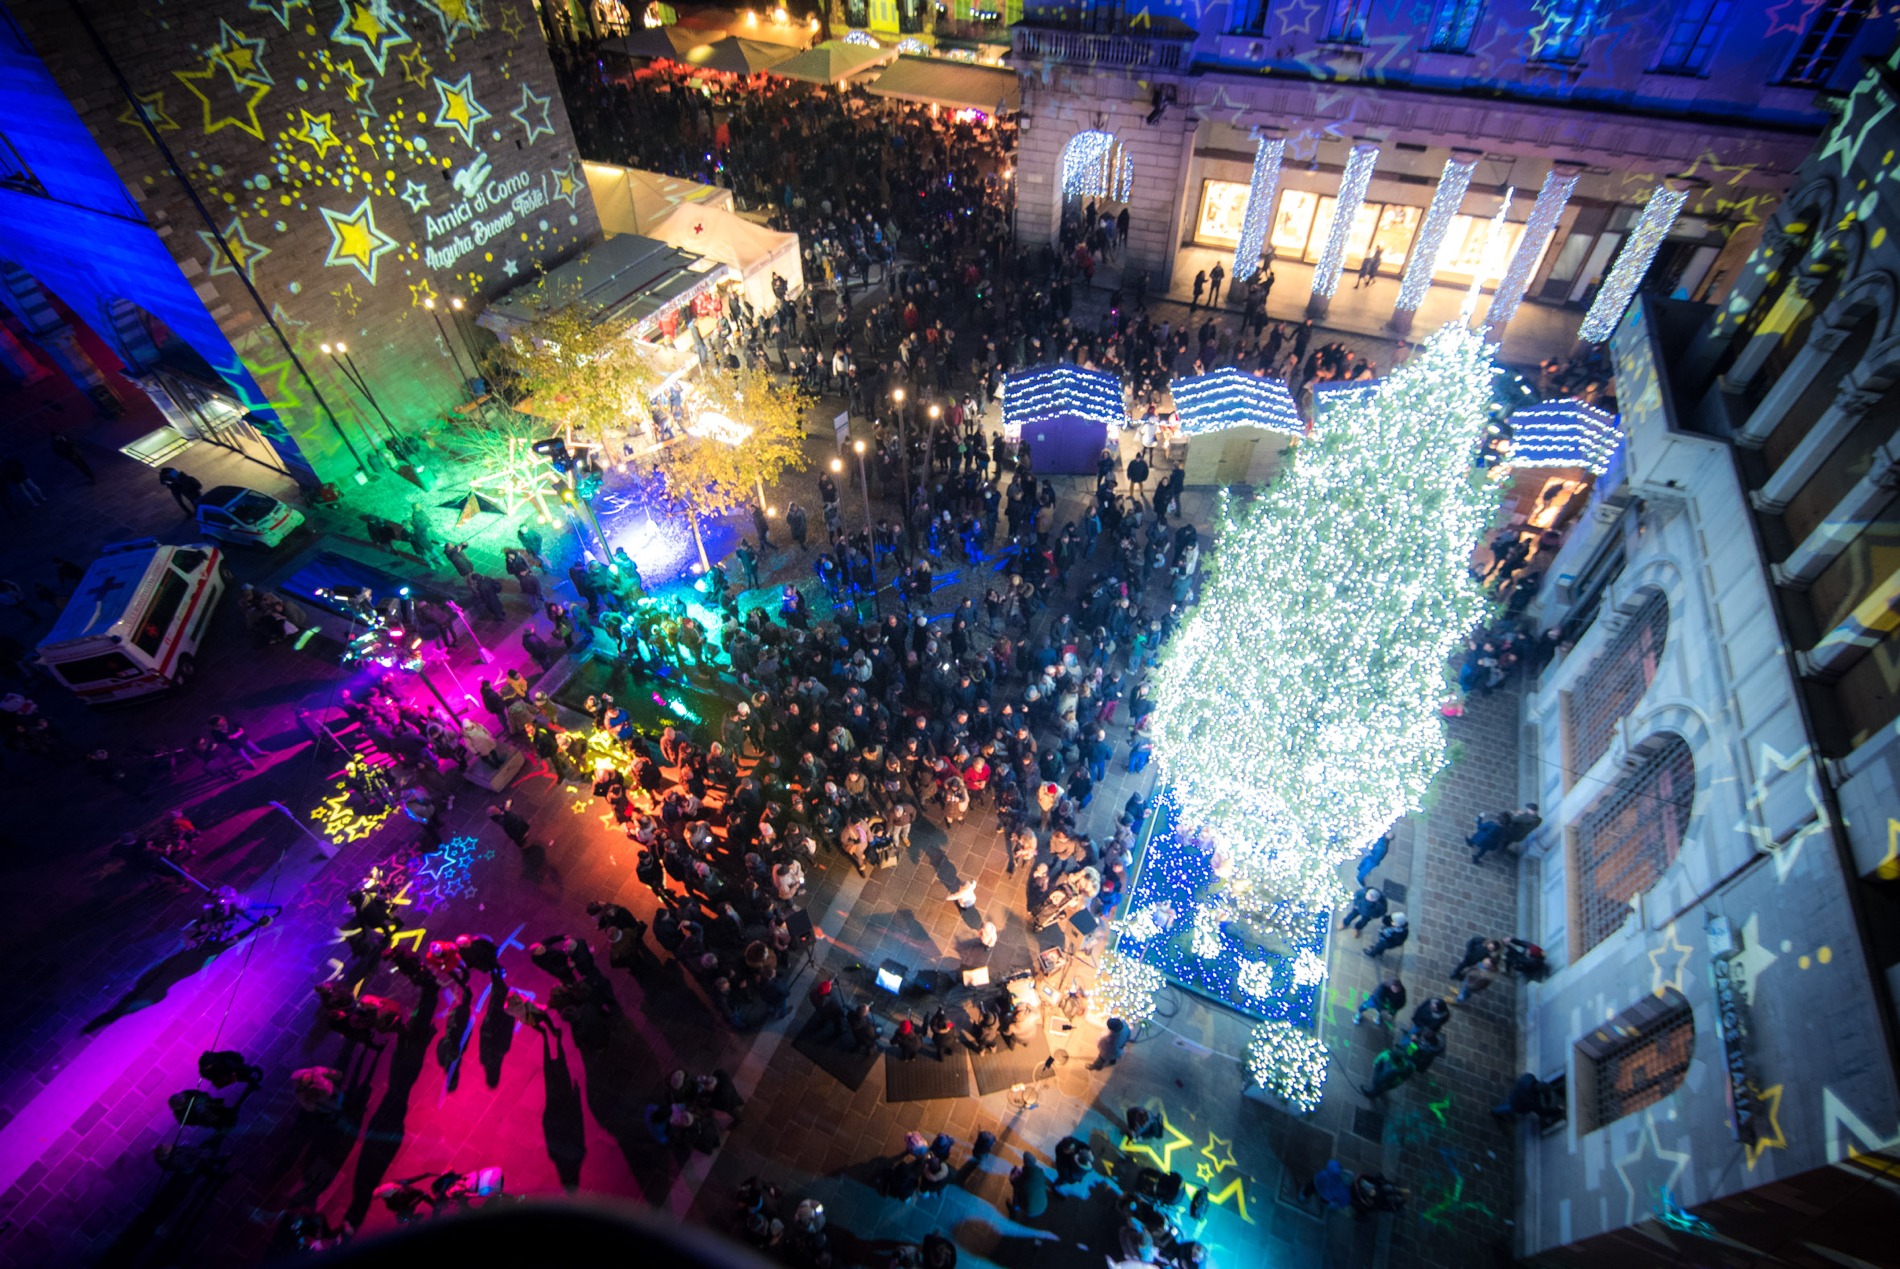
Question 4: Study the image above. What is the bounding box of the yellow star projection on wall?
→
[117,90,179,135]
[200,217,272,282]
[174,54,271,140]
[291,108,342,159]
[209,19,273,86]
[329,0,412,75]
[419,0,486,47]
[320,196,400,284]
[432,72,492,148]
[509,82,554,145]
[247,0,311,31]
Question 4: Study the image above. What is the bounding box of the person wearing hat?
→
[1365,912,1409,959]
[1341,885,1387,938]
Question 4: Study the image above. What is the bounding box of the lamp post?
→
[851,438,875,585]
[318,341,390,464]
[424,296,477,391]
[321,342,401,448]
[891,386,913,550]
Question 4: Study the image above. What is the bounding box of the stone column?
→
[1774,442,1900,588]
[1229,132,1285,285]
[1578,182,1692,343]
[1733,318,1853,449]
[1751,381,1884,513]
[1482,167,1578,342]
[1800,565,1900,680]
[1390,150,1479,335]
[1306,142,1379,320]
[1718,271,1820,394]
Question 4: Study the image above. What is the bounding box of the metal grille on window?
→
[1576,735,1695,952]
[1593,1001,1694,1124]
[1564,590,1668,778]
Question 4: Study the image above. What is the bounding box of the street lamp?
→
[851,438,875,583]
[891,387,913,550]
[424,296,478,392]
[318,341,392,462]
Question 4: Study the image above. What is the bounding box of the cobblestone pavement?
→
[0,285,1540,1269]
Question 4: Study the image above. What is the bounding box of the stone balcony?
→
[1010,23,1194,73]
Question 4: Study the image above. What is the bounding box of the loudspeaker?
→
[786,908,816,951]
[1069,909,1099,936]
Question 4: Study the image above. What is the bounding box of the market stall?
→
[644,202,804,314]
[766,38,897,85]
[584,162,735,236]
[863,54,1021,114]
[1169,367,1306,487]
[1494,398,1624,536]
[1001,364,1125,475]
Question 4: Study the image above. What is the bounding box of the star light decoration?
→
[1504,399,1623,474]
[330,0,413,75]
[1148,323,1503,911]
[1309,142,1379,302]
[1484,168,1576,339]
[1247,1019,1328,1114]
[1231,135,1285,282]
[1579,185,1690,343]
[320,196,400,283]
[1396,158,1477,313]
[1094,949,1165,1027]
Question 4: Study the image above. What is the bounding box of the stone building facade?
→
[1010,0,1895,341]
[1507,47,1900,1265]
[0,0,600,486]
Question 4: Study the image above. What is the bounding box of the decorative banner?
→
[1395,158,1477,314]
[1231,135,1285,282]
[1580,184,1690,343]
[1483,168,1578,340]
[1309,143,1379,302]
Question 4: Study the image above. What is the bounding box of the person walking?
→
[1450,935,1502,981]
[1454,956,1499,1005]
[503,987,557,1034]
[1299,1159,1354,1209]
[1340,885,1387,937]
[1190,270,1206,310]
[1364,912,1409,959]
[1356,830,1390,887]
[1207,260,1226,307]
[50,435,95,484]
[208,714,268,769]
[1353,975,1406,1028]
[1492,1073,1562,1128]
[786,503,808,552]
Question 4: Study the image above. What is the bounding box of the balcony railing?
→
[1011,25,1191,72]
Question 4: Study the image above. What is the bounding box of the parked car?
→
[195,486,305,548]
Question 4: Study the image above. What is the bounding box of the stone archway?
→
[1058,129,1133,219]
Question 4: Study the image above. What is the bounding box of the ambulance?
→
[35,539,229,703]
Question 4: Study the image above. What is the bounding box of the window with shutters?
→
[1575,988,1694,1130]
[1562,589,1668,783]
[1572,735,1696,953]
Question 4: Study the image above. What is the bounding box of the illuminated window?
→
[1325,0,1372,42]
[1229,0,1270,34]
[1653,0,1731,74]
[1305,196,1379,266]
[1782,0,1871,85]
[1576,989,1694,1130]
[1563,590,1669,779]
[1269,189,1319,256]
[1195,180,1255,247]
[1573,735,1695,953]
[1531,0,1601,62]
[1426,0,1483,52]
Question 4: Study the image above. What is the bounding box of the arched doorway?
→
[1059,129,1132,222]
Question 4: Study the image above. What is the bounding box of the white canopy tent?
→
[584,162,735,236]
[644,202,804,313]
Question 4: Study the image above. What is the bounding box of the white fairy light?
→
[1171,367,1304,436]
[1095,949,1165,1026]
[1460,188,1513,323]
[1235,959,1274,999]
[1291,949,1328,987]
[1395,158,1477,313]
[1001,364,1127,433]
[1149,323,1504,911]
[1483,168,1576,340]
[1309,142,1380,302]
[1578,184,1689,343]
[1505,399,1622,473]
[1247,1020,1328,1113]
[1190,899,1229,959]
[1232,135,1286,282]
[1118,904,1169,942]
[1060,130,1132,203]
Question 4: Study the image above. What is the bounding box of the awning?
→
[584,162,734,235]
[672,36,796,75]
[1170,367,1304,436]
[1505,399,1622,475]
[606,26,704,59]
[864,55,1020,114]
[767,39,896,84]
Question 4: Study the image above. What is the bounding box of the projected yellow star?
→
[117,91,179,134]
[420,0,485,46]
[200,217,272,282]
[320,196,400,284]
[210,19,273,86]
[432,72,492,148]
[398,45,432,87]
[174,55,271,141]
[291,109,342,160]
[329,0,412,75]
[510,83,554,145]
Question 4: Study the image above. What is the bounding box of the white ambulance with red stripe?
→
[36,539,229,703]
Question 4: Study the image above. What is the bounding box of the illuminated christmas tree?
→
[1149,323,1501,912]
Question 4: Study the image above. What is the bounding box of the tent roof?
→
[477,232,729,338]
[864,55,1020,113]
[669,35,795,74]
[584,163,735,235]
[1002,364,1125,428]
[1170,367,1304,436]
[646,202,799,277]
[1505,398,1622,475]
[767,39,895,84]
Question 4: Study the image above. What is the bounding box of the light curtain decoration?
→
[1395,157,1477,314]
[1482,168,1577,340]
[1309,143,1380,302]
[1578,184,1689,343]
[1232,135,1286,283]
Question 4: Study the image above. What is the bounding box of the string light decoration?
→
[1094,949,1166,1026]
[1001,364,1128,433]
[1115,790,1330,1023]
[1060,130,1133,203]
[1231,135,1286,282]
[1309,378,1382,420]
[1309,143,1380,302]
[1395,158,1477,314]
[1505,399,1623,473]
[1148,323,1503,911]
[1579,184,1690,343]
[1171,368,1305,436]
[1247,1019,1329,1114]
[842,30,880,45]
[1483,168,1577,340]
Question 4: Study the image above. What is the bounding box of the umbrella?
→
[1504,399,1622,474]
[1169,367,1304,436]
[674,36,795,75]
[607,27,704,60]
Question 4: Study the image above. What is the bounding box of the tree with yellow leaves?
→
[653,364,813,570]
[489,304,662,452]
